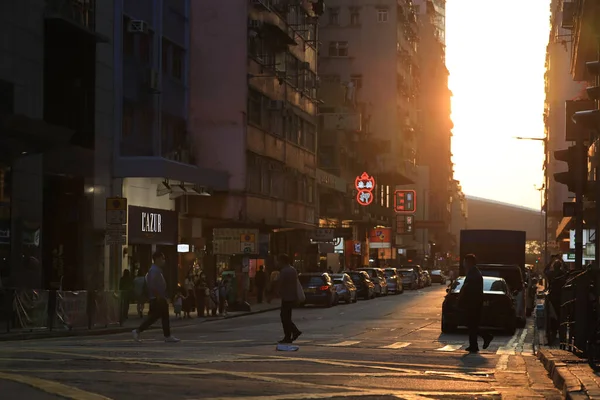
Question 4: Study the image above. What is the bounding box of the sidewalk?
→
[0,299,281,342]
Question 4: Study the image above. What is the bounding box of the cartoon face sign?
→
[354,172,375,192]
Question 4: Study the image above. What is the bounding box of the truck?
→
[459,229,529,327]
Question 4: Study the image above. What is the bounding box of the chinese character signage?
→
[355,172,375,206]
[394,190,416,213]
[396,215,414,234]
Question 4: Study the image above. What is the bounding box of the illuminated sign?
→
[395,215,414,234]
[355,172,375,206]
[394,190,416,213]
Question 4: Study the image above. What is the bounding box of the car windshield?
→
[385,270,396,277]
[450,277,507,294]
[333,279,344,285]
[299,275,325,286]
[399,270,413,276]
[349,273,363,282]
[431,270,441,276]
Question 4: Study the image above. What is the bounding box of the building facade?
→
[189,0,321,276]
[449,179,467,257]
[544,0,587,250]
[412,0,454,259]
[318,0,420,266]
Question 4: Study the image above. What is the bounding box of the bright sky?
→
[446,0,550,210]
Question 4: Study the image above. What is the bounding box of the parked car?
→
[348,271,375,300]
[298,273,338,307]
[441,276,516,334]
[331,273,358,304]
[430,269,446,285]
[477,264,527,328]
[398,268,419,290]
[384,268,403,294]
[358,267,389,296]
[421,270,432,287]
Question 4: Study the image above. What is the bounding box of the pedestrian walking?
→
[267,268,280,304]
[119,269,133,321]
[458,254,493,353]
[132,251,180,343]
[277,254,302,344]
[255,265,266,303]
[133,269,147,318]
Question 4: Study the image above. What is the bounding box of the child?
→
[173,289,185,319]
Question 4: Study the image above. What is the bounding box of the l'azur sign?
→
[128,206,177,245]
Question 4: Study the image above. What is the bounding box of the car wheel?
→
[352,293,358,303]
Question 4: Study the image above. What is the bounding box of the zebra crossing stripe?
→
[435,344,463,351]
[380,342,411,349]
[323,341,362,347]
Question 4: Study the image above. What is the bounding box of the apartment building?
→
[413,0,454,260]
[545,0,587,248]
[449,179,467,257]
[318,0,420,265]
[189,0,322,273]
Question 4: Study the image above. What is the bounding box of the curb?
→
[0,305,280,342]
[537,348,591,400]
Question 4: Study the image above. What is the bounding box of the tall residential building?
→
[318,0,420,265]
[413,0,454,262]
[190,0,321,274]
[0,0,114,290]
[545,0,587,249]
[449,179,467,257]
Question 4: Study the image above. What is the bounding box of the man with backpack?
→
[132,251,180,343]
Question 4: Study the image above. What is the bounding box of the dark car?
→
[298,273,338,307]
[430,269,446,285]
[331,273,358,304]
[348,271,375,300]
[398,268,419,290]
[384,268,403,294]
[441,276,516,334]
[358,267,389,296]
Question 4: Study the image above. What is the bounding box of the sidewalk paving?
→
[0,299,281,342]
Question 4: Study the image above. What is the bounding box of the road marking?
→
[0,371,111,400]
[198,390,502,400]
[496,327,528,370]
[435,344,463,352]
[380,342,411,349]
[323,340,361,347]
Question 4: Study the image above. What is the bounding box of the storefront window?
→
[0,166,11,282]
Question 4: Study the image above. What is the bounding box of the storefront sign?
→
[369,228,392,249]
[355,172,375,206]
[128,206,177,245]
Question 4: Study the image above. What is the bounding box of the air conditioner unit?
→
[268,100,284,110]
[128,20,149,34]
[248,19,263,29]
[148,68,159,92]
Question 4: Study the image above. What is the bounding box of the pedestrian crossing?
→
[300,338,534,354]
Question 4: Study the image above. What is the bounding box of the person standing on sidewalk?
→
[132,251,180,343]
[458,254,492,353]
[278,254,302,344]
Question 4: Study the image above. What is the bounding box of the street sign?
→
[310,228,335,242]
[240,242,256,254]
[106,197,127,225]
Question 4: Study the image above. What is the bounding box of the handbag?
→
[296,279,306,303]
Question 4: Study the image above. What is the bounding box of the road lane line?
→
[435,344,463,351]
[322,340,361,347]
[0,371,111,400]
[380,342,411,349]
[495,327,527,370]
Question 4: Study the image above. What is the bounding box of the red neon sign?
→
[394,190,416,213]
[355,172,375,206]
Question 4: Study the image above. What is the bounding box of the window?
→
[307,178,314,203]
[261,168,272,195]
[139,31,153,64]
[377,9,388,23]
[350,74,363,89]
[248,90,263,126]
[328,8,339,25]
[123,17,134,56]
[303,122,316,152]
[161,39,170,75]
[285,53,299,87]
[328,41,348,57]
[122,102,134,138]
[350,8,360,25]
[172,45,184,80]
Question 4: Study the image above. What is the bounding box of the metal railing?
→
[0,287,124,334]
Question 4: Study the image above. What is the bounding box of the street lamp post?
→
[515,136,549,266]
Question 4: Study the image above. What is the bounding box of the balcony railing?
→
[45,0,96,31]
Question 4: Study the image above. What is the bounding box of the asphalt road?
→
[0,285,561,400]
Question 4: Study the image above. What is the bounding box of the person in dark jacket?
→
[255,266,266,303]
[458,254,493,353]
